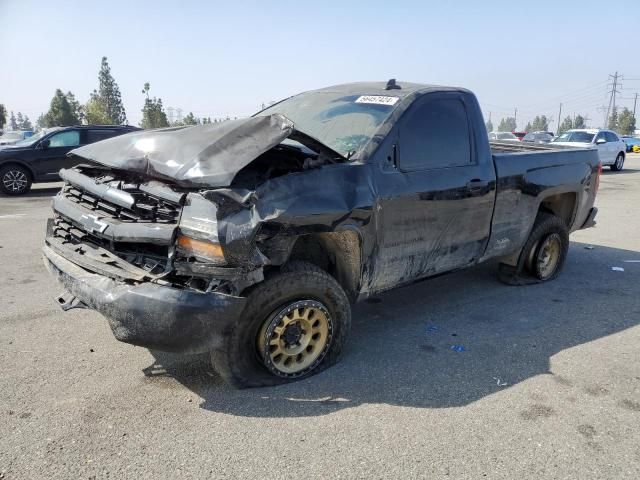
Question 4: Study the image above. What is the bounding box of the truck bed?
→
[482,144,600,261]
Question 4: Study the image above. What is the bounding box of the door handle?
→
[466,179,489,192]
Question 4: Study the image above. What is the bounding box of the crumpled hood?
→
[68,114,343,188]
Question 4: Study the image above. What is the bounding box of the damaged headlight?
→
[176,234,225,263]
[176,194,225,264]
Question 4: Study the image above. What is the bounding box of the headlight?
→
[176,234,225,264]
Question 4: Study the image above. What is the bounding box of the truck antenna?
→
[385,79,401,90]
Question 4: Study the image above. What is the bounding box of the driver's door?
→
[33,129,82,179]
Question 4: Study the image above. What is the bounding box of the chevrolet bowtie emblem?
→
[80,214,108,234]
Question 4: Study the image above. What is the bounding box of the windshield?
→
[13,129,57,146]
[257,91,400,157]
[497,132,517,140]
[0,132,22,141]
[554,131,594,143]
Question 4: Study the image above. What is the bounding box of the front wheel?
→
[210,261,351,387]
[610,153,625,171]
[1,165,32,195]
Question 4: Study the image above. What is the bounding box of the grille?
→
[62,184,181,224]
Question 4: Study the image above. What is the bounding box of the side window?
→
[595,132,606,143]
[399,97,472,171]
[605,132,618,142]
[86,130,119,144]
[48,130,80,147]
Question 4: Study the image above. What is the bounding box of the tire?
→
[0,165,32,195]
[610,152,625,171]
[210,261,351,388]
[499,212,569,284]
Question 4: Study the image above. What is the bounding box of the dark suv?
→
[0,125,139,195]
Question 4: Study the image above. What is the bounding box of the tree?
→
[525,121,532,132]
[485,119,493,132]
[35,113,46,132]
[617,108,636,135]
[0,104,6,130]
[497,117,516,132]
[43,89,81,127]
[558,116,573,134]
[607,106,618,131]
[9,111,17,130]
[573,115,586,129]
[182,112,199,125]
[140,83,169,129]
[65,91,84,124]
[14,112,33,130]
[530,115,550,132]
[85,92,111,124]
[92,57,127,125]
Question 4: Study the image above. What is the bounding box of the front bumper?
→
[43,245,246,354]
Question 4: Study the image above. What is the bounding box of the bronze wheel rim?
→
[257,300,333,378]
[536,234,561,278]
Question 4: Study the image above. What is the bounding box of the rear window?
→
[86,129,121,144]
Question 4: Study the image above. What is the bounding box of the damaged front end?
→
[43,114,348,353]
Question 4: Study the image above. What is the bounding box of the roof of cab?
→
[309,81,459,98]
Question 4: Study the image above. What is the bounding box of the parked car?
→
[621,136,640,153]
[0,130,34,147]
[0,125,140,195]
[552,129,627,171]
[522,131,554,144]
[489,131,520,141]
[44,81,599,386]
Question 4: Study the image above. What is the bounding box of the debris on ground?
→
[611,267,625,272]
[493,377,509,387]
[584,245,594,250]
[450,345,466,352]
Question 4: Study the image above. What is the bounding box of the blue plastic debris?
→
[426,325,439,333]
[450,345,466,352]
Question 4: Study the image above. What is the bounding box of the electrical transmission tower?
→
[604,72,622,128]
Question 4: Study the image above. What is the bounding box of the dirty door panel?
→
[371,93,496,291]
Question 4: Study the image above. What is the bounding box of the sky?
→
[1,0,639,130]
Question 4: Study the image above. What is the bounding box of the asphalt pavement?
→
[1,155,639,479]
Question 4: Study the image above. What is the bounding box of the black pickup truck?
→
[43,81,599,387]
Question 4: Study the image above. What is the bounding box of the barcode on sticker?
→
[355,95,399,106]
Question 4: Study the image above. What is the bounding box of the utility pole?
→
[557,103,562,135]
[605,71,622,128]
[633,92,638,117]
[514,108,517,130]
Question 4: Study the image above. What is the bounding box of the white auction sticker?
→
[355,95,399,106]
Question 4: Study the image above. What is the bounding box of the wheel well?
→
[539,192,576,228]
[0,161,34,180]
[287,231,361,302]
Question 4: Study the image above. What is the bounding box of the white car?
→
[552,129,627,171]
[489,131,520,142]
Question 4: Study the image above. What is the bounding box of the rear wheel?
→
[610,153,625,171]
[499,212,569,284]
[0,165,32,195]
[210,261,351,387]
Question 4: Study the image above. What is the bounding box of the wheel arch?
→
[285,229,362,302]
[538,191,577,229]
[0,160,35,180]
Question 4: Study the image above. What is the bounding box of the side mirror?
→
[39,139,50,149]
[595,138,606,145]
